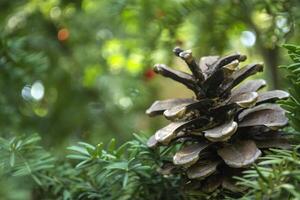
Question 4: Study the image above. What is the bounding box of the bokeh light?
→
[21,85,32,101]
[240,31,256,47]
[31,81,45,101]
[21,81,45,101]
[50,7,61,19]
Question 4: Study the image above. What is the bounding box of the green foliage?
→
[0,132,239,199]
[1,133,189,200]
[63,134,185,200]
[0,134,54,181]
[236,147,300,200]
[280,44,300,132]
[0,134,55,199]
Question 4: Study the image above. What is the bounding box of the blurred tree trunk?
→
[248,25,280,90]
[240,0,281,89]
[260,46,280,89]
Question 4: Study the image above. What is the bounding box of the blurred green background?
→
[1,0,300,152]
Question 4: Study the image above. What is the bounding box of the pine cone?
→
[146,47,290,192]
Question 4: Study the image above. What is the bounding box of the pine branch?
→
[236,146,300,200]
[279,44,300,133]
[1,133,190,199]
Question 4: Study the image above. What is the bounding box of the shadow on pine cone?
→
[146,47,290,193]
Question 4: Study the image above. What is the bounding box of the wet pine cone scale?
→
[146,47,290,192]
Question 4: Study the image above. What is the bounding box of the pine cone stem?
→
[173,47,205,82]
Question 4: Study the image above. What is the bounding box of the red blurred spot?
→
[57,28,69,41]
[155,9,166,19]
[144,69,156,81]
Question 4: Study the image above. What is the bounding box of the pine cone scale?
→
[217,140,262,168]
[146,98,196,116]
[231,79,267,96]
[173,142,210,166]
[204,120,238,142]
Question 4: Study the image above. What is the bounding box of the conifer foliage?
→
[280,44,300,133]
